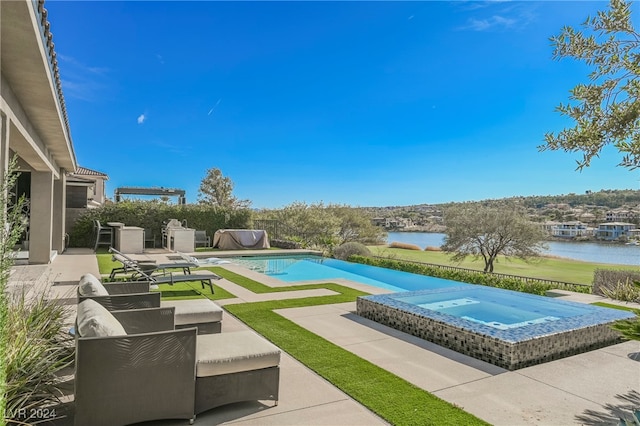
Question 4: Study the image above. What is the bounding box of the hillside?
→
[361,189,640,228]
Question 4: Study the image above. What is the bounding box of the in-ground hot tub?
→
[357,286,635,370]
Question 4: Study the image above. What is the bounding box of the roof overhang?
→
[1,0,77,172]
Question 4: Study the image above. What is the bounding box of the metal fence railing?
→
[253,220,315,244]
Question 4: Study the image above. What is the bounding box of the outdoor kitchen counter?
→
[108,222,144,254]
[164,227,195,252]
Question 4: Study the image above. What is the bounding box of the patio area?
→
[10,248,640,425]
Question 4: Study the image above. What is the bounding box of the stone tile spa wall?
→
[356,296,626,370]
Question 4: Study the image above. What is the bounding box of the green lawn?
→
[369,246,637,285]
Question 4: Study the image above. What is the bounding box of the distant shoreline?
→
[387,229,632,246]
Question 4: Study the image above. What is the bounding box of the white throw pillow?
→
[78,273,108,297]
[76,299,126,337]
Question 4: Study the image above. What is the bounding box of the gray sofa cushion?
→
[76,299,126,337]
[78,273,108,297]
[162,299,223,325]
[196,330,280,377]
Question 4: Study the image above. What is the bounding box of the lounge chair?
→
[77,273,223,334]
[74,299,280,426]
[126,260,221,294]
[108,247,198,279]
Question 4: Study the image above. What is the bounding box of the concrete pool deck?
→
[11,248,640,425]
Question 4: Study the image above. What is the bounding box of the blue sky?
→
[47,1,638,208]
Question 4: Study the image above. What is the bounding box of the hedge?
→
[348,255,584,295]
[68,201,252,248]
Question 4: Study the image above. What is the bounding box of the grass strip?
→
[203,267,336,293]
[215,271,488,425]
[592,302,640,313]
[157,282,235,301]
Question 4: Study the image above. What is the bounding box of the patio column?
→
[29,171,53,264]
[52,171,66,253]
[0,113,8,179]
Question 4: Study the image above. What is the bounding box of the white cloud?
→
[56,54,111,101]
[137,114,146,124]
[457,2,537,32]
[463,15,517,31]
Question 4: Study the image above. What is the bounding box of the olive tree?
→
[441,205,547,273]
[328,205,386,245]
[197,167,250,209]
[257,202,385,249]
[541,0,640,169]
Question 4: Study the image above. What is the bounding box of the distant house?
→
[596,222,636,241]
[606,209,634,222]
[371,217,386,227]
[66,167,108,208]
[551,221,593,238]
[541,221,561,235]
[371,217,413,230]
[578,212,596,224]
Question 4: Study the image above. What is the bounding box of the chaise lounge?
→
[78,273,224,334]
[108,247,198,279]
[74,299,281,426]
[119,259,221,294]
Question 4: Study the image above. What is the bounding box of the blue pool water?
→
[395,287,599,331]
[228,255,469,292]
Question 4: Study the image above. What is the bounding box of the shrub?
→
[593,269,640,300]
[4,291,74,424]
[424,246,442,252]
[269,239,303,249]
[600,278,640,303]
[1,158,28,421]
[388,242,422,251]
[333,242,371,260]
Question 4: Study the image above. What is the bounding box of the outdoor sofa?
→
[74,298,281,426]
[78,273,223,334]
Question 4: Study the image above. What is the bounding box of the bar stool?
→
[93,220,113,251]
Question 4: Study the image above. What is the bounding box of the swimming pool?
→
[227,255,471,292]
[227,254,635,369]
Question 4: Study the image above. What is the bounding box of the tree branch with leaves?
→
[541,0,640,169]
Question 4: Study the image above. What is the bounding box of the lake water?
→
[386,232,640,267]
